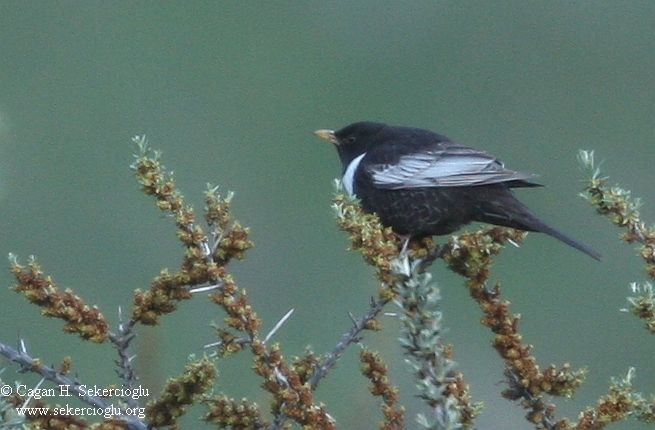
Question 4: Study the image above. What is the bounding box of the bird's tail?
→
[475,196,602,261]
[527,217,602,261]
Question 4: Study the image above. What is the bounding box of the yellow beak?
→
[313,129,338,145]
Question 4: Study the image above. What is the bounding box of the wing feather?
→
[369,146,537,189]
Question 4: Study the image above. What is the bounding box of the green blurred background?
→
[1,1,654,428]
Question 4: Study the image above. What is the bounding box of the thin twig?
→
[415,244,447,273]
[264,308,295,344]
[108,308,140,408]
[269,409,290,430]
[308,296,389,390]
[505,368,559,430]
[20,377,45,409]
[267,297,389,430]
[190,282,224,294]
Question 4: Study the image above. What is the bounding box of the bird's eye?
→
[343,136,355,145]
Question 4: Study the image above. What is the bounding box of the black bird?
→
[314,121,600,260]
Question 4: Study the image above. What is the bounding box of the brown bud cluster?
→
[10,256,108,343]
[145,358,217,427]
[360,348,405,430]
[204,395,266,429]
[584,172,655,280]
[333,193,401,286]
[441,228,586,425]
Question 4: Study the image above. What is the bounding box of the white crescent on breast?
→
[342,153,366,196]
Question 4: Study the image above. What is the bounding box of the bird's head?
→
[314,121,385,165]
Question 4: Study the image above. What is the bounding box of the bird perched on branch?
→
[314,121,600,260]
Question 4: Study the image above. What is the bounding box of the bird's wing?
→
[368,145,537,189]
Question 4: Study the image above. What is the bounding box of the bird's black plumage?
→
[314,121,601,260]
